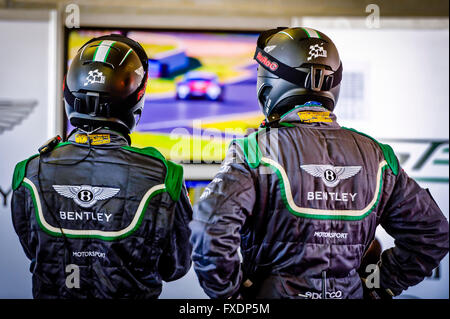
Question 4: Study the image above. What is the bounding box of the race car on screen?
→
[176,71,224,101]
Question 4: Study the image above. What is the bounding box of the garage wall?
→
[0,10,59,298]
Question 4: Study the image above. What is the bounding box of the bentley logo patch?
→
[301,164,362,187]
[53,185,120,208]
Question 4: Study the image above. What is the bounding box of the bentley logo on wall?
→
[0,99,38,207]
[0,100,37,135]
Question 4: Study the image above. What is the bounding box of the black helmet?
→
[64,34,149,134]
[254,27,343,121]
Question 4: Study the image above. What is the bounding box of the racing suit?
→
[11,129,193,298]
[190,105,449,299]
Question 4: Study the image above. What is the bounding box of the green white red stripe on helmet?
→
[92,40,116,62]
[301,27,321,39]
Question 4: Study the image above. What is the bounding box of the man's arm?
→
[11,185,34,261]
[189,142,256,299]
[158,184,194,282]
[378,168,449,296]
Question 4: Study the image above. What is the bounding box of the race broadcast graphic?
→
[67,30,263,163]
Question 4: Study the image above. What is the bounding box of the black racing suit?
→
[11,129,193,298]
[190,105,449,299]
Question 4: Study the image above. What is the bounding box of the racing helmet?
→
[254,27,343,121]
[64,34,149,134]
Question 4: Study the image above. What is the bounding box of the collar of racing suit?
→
[277,105,341,129]
[67,128,131,147]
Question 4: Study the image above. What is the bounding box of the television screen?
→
[66,29,263,163]
[185,180,210,205]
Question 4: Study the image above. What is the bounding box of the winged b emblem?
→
[52,185,120,208]
[300,164,362,187]
[0,99,37,135]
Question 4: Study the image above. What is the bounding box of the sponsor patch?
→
[298,111,332,123]
[314,231,348,239]
[75,134,111,145]
[301,164,362,187]
[59,211,113,222]
[255,51,279,71]
[72,251,106,259]
[307,43,327,61]
[84,69,105,86]
[264,45,277,53]
[307,191,358,202]
[53,185,120,208]
[299,290,343,299]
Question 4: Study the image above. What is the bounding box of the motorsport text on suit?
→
[189,27,449,299]
[11,34,193,298]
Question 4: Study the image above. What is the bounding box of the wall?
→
[0,11,59,298]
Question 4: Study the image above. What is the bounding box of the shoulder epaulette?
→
[342,127,399,175]
[233,129,264,169]
[12,140,72,191]
[122,146,184,201]
[12,154,39,191]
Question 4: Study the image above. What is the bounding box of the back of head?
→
[64,34,149,135]
[254,27,343,122]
